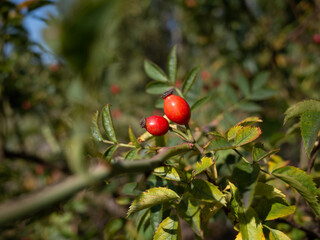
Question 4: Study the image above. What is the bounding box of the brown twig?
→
[3,149,71,174]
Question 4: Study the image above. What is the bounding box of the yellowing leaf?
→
[269,228,291,240]
[239,207,265,240]
[227,125,243,141]
[127,187,180,216]
[153,166,184,182]
[233,126,261,147]
[154,215,181,240]
[193,157,214,176]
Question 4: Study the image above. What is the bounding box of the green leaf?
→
[191,96,210,111]
[103,144,118,162]
[167,45,177,85]
[125,148,140,160]
[205,137,234,151]
[155,135,166,147]
[193,157,214,176]
[238,207,265,240]
[227,125,243,141]
[127,187,180,216]
[284,99,320,124]
[254,182,286,200]
[154,215,181,240]
[237,75,250,97]
[150,204,163,234]
[268,228,291,240]
[265,202,296,221]
[144,60,168,82]
[146,81,171,94]
[128,126,140,148]
[177,198,202,237]
[233,126,261,147]
[272,166,320,216]
[232,161,260,210]
[153,166,184,182]
[237,102,262,112]
[207,131,225,138]
[300,111,320,158]
[249,88,276,100]
[182,66,200,95]
[225,84,239,103]
[91,111,103,142]
[190,179,226,205]
[237,117,263,126]
[102,104,118,143]
[255,198,295,221]
[252,143,280,162]
[252,71,269,91]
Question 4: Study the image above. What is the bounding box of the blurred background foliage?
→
[0,0,320,239]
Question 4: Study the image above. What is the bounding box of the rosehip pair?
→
[141,90,191,136]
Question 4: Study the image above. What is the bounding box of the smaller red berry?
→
[140,116,169,136]
[110,84,120,94]
[200,70,210,81]
[162,89,191,125]
[313,34,320,44]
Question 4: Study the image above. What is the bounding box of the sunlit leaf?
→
[146,81,171,94]
[284,99,320,124]
[268,155,289,172]
[227,125,242,141]
[91,111,103,142]
[167,45,177,85]
[300,111,320,158]
[237,117,263,126]
[154,215,181,240]
[127,187,180,216]
[268,228,291,240]
[233,126,261,147]
[102,104,118,143]
[238,207,265,240]
[272,166,320,216]
[190,179,226,205]
[153,166,184,182]
[254,182,286,200]
[193,157,214,176]
[265,202,296,221]
[191,96,210,111]
[182,66,200,95]
[207,131,225,138]
[144,59,168,82]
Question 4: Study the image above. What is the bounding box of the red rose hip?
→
[140,115,169,136]
[162,89,191,125]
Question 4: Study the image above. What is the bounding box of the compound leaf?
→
[146,81,171,95]
[91,111,103,142]
[103,144,118,162]
[234,126,261,147]
[102,104,118,143]
[182,66,200,95]
[190,179,226,205]
[191,96,210,111]
[144,59,168,82]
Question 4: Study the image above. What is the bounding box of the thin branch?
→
[0,143,192,226]
[3,149,71,174]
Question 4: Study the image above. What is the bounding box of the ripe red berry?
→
[110,84,120,94]
[140,116,169,136]
[162,89,191,125]
[313,34,320,44]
